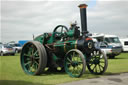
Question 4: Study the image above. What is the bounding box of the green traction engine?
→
[20,4,108,78]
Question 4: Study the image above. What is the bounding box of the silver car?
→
[0,44,15,56]
[8,43,22,53]
[95,41,122,59]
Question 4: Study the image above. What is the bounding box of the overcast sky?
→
[1,0,128,43]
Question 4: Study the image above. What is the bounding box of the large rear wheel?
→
[20,41,47,75]
[64,49,86,78]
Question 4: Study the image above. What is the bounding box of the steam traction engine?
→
[20,4,108,77]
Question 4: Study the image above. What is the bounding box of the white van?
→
[120,38,128,52]
[91,34,122,59]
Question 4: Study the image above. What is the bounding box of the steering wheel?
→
[53,25,68,38]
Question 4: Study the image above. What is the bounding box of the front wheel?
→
[87,50,108,75]
[20,41,47,75]
[64,49,86,78]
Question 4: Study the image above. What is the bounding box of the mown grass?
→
[0,53,128,85]
[106,53,128,74]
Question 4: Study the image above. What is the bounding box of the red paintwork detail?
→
[48,33,52,36]
[86,38,92,41]
[78,4,88,8]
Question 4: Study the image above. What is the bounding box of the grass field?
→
[0,53,128,85]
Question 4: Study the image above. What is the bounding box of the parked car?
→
[0,44,15,56]
[103,35,122,58]
[8,43,22,53]
[93,37,122,59]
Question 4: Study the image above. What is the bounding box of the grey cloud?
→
[1,1,128,42]
[87,1,128,35]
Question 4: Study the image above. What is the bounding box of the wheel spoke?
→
[92,64,97,70]
[68,66,73,72]
[27,65,31,72]
[34,50,38,56]
[24,61,31,66]
[99,64,104,69]
[34,57,40,60]
[32,49,34,56]
[61,27,63,33]
[31,64,36,72]
[67,57,72,63]
[24,53,31,57]
[78,61,83,65]
[95,65,98,73]
[67,62,72,67]
[98,64,102,72]
[26,57,31,61]
[77,65,82,71]
[33,62,38,70]
[26,62,32,72]
[35,61,39,66]
[89,63,94,67]
[28,51,32,57]
[100,61,105,63]
[73,52,75,57]
[88,60,94,64]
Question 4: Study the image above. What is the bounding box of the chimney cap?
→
[78,4,88,8]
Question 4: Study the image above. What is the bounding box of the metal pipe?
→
[78,4,88,35]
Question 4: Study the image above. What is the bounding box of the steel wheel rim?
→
[21,42,40,75]
[65,50,85,77]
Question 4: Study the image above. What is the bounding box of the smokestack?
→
[78,4,88,35]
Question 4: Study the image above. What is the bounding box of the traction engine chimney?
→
[78,4,88,35]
